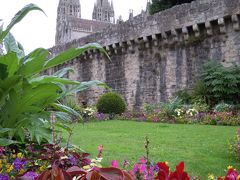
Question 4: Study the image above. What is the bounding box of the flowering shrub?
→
[0,151,29,179]
[208,166,240,180]
[94,112,108,121]
[229,129,240,160]
[202,112,240,126]
[108,157,190,180]
[0,144,92,179]
[217,166,240,180]
[186,108,198,117]
[82,107,96,118]
[175,108,185,117]
[214,103,233,113]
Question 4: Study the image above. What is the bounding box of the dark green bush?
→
[96,92,126,115]
[196,61,240,105]
[175,90,192,104]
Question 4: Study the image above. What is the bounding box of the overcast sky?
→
[0,0,148,53]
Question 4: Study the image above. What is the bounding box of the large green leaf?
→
[27,124,52,144]
[0,52,19,78]
[29,76,80,87]
[55,112,73,122]
[0,4,45,42]
[0,64,8,80]
[1,83,61,127]
[20,48,49,77]
[64,80,110,97]
[53,67,75,78]
[44,43,109,70]
[51,103,80,117]
[4,33,24,58]
[0,128,12,134]
[0,75,21,107]
[0,138,19,146]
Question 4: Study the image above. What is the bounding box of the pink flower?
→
[98,145,104,152]
[131,164,139,174]
[140,164,146,173]
[97,145,104,158]
[140,157,146,164]
[111,160,118,168]
[0,147,5,155]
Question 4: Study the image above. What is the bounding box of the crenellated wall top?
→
[50,0,240,56]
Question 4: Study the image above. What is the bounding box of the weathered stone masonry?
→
[50,0,240,110]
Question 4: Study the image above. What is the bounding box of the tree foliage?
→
[149,0,196,15]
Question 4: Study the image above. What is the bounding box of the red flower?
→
[224,168,238,180]
[169,162,190,180]
[155,162,170,180]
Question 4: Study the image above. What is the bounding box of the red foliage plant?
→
[36,166,134,180]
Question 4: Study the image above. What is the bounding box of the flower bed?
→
[0,145,239,180]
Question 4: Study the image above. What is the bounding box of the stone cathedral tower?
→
[55,0,115,45]
[55,0,81,44]
[92,0,115,23]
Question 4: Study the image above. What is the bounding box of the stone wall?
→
[49,0,240,110]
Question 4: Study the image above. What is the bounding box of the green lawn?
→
[63,120,239,178]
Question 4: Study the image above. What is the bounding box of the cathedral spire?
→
[57,0,81,19]
[92,0,115,23]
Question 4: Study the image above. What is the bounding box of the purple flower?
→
[69,155,78,166]
[13,158,26,171]
[23,171,38,179]
[197,112,205,120]
[122,159,129,168]
[154,164,160,172]
[122,111,132,119]
[0,174,10,180]
[96,113,106,120]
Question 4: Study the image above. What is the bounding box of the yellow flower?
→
[6,165,13,173]
[208,174,215,180]
[2,157,7,163]
[12,154,16,158]
[39,165,46,172]
[17,153,23,158]
[19,168,25,175]
[165,161,169,165]
[227,165,233,170]
[83,165,91,170]
[237,175,240,180]
[6,163,11,168]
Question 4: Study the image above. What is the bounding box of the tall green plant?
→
[0,4,108,146]
[200,61,240,105]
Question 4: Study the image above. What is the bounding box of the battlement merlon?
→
[50,0,240,55]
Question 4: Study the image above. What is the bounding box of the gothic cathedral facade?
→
[55,0,115,45]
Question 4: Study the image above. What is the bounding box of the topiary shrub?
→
[96,92,126,115]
